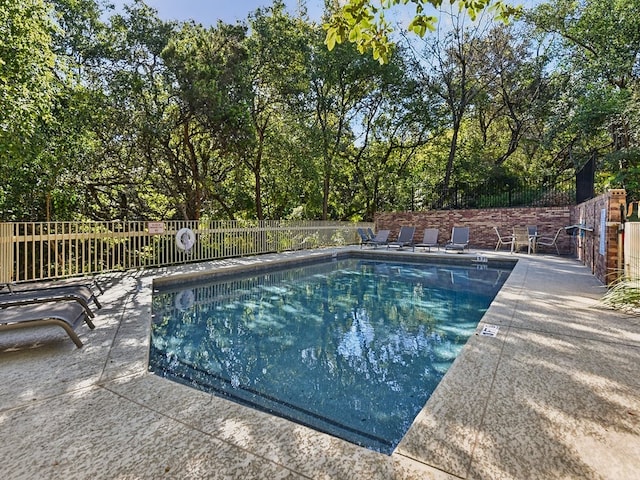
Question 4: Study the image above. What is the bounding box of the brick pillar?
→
[607,189,626,283]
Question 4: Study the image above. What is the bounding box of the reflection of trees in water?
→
[151,260,502,396]
[149,259,509,449]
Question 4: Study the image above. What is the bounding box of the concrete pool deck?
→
[1,248,639,479]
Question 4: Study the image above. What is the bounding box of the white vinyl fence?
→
[624,222,640,282]
[0,220,372,284]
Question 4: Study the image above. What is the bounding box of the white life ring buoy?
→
[176,228,196,251]
[174,289,195,311]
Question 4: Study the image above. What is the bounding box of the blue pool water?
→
[150,257,511,453]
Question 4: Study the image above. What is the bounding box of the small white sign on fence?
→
[599,209,606,256]
[148,222,165,235]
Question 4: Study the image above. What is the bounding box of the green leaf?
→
[325,28,337,50]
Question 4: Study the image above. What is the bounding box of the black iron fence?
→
[426,177,576,210]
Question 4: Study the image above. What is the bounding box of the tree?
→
[0,0,56,156]
[162,21,253,220]
[244,1,311,220]
[78,0,178,220]
[85,1,253,221]
[344,48,437,220]
[323,0,520,63]
[410,10,495,206]
[0,0,111,220]
[528,0,640,198]
[0,0,58,219]
[468,25,547,167]
[308,27,401,220]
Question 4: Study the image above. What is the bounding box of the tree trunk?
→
[441,119,461,205]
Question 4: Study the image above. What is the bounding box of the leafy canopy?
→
[324,0,521,63]
[0,0,56,155]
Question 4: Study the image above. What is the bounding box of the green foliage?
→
[0,0,107,220]
[527,0,640,199]
[323,0,521,64]
[602,277,640,313]
[0,0,56,155]
[243,1,312,220]
[2,0,638,223]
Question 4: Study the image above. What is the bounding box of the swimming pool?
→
[149,254,512,454]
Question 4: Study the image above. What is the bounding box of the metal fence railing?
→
[427,177,576,210]
[0,220,373,284]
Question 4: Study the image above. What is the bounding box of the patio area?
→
[1,247,639,479]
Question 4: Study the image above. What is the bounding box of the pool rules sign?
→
[148,222,165,234]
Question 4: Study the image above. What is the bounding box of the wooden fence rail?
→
[0,220,372,284]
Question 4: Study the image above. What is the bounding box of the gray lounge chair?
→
[5,278,104,296]
[387,226,416,251]
[0,284,101,316]
[367,228,375,240]
[444,226,470,253]
[369,230,390,248]
[0,301,94,348]
[357,228,370,248]
[415,228,439,252]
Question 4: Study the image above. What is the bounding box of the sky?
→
[108,1,542,27]
[109,1,328,25]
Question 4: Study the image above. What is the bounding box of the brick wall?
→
[375,189,626,285]
[570,189,625,284]
[375,206,572,253]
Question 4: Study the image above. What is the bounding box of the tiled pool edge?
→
[152,248,517,290]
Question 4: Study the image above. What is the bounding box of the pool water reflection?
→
[150,258,511,453]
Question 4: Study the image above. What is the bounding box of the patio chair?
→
[415,228,439,252]
[5,278,104,295]
[512,227,532,253]
[369,229,390,248]
[493,226,513,251]
[387,226,416,251]
[536,227,563,255]
[0,289,98,318]
[0,283,102,315]
[357,228,372,248]
[0,300,94,348]
[367,228,375,240]
[444,226,470,253]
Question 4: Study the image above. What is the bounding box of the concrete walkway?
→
[1,249,639,479]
